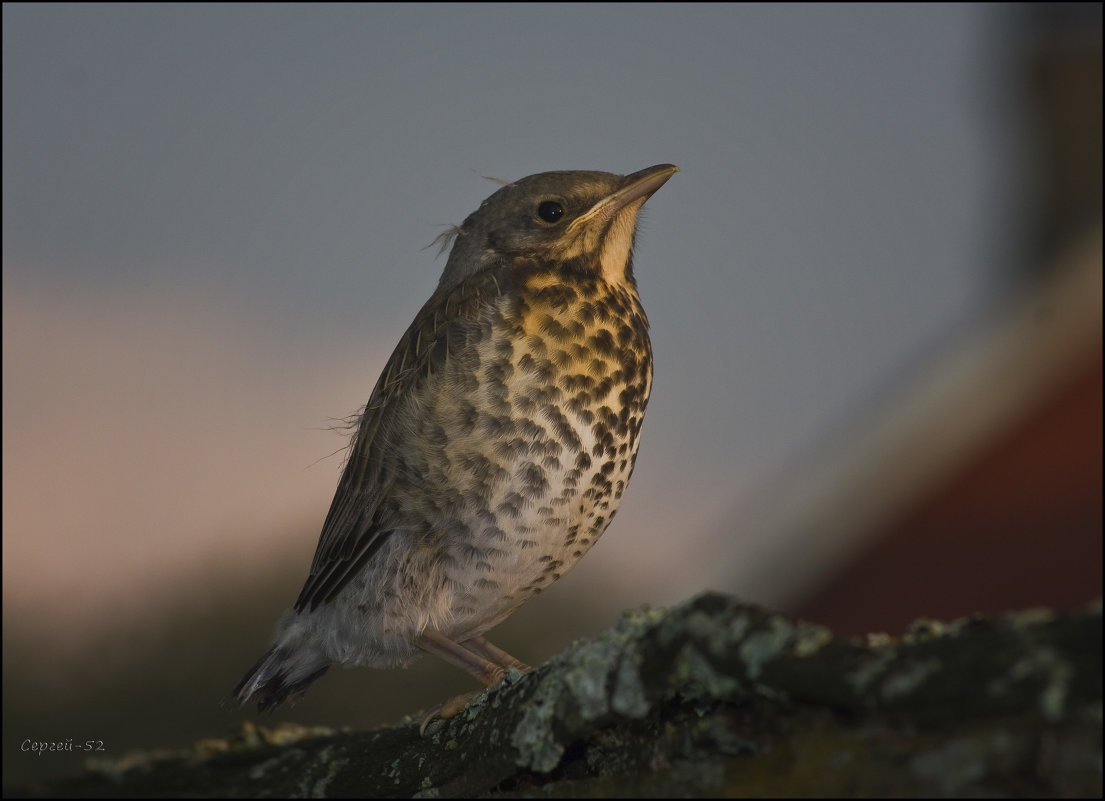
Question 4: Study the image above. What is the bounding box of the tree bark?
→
[27,592,1103,797]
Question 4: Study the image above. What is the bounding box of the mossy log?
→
[27,592,1103,797]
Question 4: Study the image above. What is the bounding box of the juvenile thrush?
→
[233,163,678,725]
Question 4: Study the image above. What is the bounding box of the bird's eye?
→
[537,200,565,224]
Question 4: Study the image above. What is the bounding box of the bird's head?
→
[437,164,678,292]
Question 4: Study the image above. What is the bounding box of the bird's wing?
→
[294,272,500,612]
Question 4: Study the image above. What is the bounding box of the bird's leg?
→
[415,628,505,685]
[460,635,531,672]
[414,628,515,734]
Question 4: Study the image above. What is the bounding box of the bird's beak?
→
[567,164,679,234]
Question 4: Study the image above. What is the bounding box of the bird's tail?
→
[232,645,330,712]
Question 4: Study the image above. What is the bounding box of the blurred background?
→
[3,3,1100,791]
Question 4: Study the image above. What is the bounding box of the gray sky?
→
[3,4,1022,652]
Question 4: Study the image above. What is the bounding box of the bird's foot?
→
[413,629,534,736]
[418,689,483,736]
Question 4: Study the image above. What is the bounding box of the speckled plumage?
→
[233,164,677,717]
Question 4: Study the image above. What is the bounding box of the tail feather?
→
[232,647,330,712]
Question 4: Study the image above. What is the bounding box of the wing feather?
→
[293,271,499,611]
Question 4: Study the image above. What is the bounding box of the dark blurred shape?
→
[1018,2,1103,277]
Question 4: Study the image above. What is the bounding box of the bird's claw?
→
[418,689,483,737]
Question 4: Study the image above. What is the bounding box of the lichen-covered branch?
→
[28,592,1103,797]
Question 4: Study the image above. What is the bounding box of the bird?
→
[232,163,678,728]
